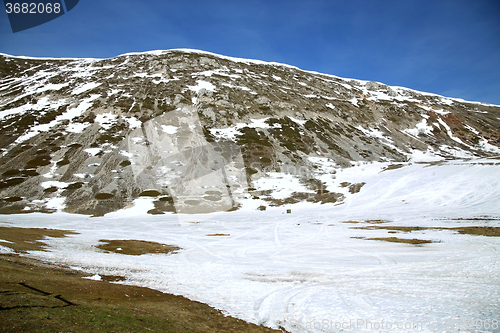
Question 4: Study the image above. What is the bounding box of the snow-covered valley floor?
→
[1,159,499,333]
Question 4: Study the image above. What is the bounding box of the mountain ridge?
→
[1,49,499,216]
[3,48,498,106]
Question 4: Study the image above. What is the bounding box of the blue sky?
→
[1,0,499,104]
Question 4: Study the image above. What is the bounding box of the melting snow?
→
[437,118,467,146]
[95,113,118,130]
[124,116,142,129]
[253,172,314,199]
[35,82,69,94]
[0,245,15,254]
[40,181,68,189]
[84,148,101,156]
[210,118,281,140]
[71,82,101,95]
[1,96,61,120]
[403,119,433,136]
[210,127,242,141]
[45,197,66,211]
[66,122,90,133]
[161,125,178,134]
[12,96,97,144]
[409,149,444,162]
[478,138,500,154]
[188,80,216,94]
[349,97,359,106]
[1,160,499,333]
[288,116,307,126]
[83,274,102,281]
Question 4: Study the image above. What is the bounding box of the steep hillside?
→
[1,49,499,216]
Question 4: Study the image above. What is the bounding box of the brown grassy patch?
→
[356,237,434,245]
[352,226,429,232]
[206,233,230,237]
[380,164,404,172]
[97,240,181,256]
[0,227,78,253]
[450,226,500,237]
[365,219,392,224]
[3,197,23,202]
[351,225,500,237]
[443,217,500,221]
[94,193,114,200]
[139,190,161,197]
[0,254,282,333]
[348,182,366,194]
[99,274,126,282]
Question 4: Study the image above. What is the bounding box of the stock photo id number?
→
[3,0,79,32]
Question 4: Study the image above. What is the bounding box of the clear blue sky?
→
[1,0,499,104]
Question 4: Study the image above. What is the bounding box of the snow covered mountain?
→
[1,49,499,216]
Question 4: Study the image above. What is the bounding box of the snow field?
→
[1,160,499,333]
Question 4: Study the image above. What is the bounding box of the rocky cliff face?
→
[1,49,499,216]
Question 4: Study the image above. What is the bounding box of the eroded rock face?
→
[0,50,499,215]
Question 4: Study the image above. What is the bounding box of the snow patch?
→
[1,160,499,333]
[105,197,155,217]
[95,113,118,130]
[161,125,178,134]
[66,122,90,133]
[84,148,101,156]
[71,82,101,95]
[35,82,69,94]
[253,173,314,200]
[188,80,216,94]
[124,116,142,129]
[437,118,466,145]
[288,117,307,126]
[41,181,68,189]
[83,274,102,281]
[45,197,66,211]
[349,97,359,106]
[403,119,433,136]
[0,245,15,254]
[410,149,444,162]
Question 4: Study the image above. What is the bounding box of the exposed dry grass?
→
[351,225,500,237]
[0,226,78,253]
[352,226,428,232]
[352,236,434,245]
[380,164,404,172]
[443,217,500,221]
[364,219,392,224]
[97,239,181,256]
[450,226,500,237]
[342,219,392,224]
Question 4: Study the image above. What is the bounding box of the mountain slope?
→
[1,49,499,216]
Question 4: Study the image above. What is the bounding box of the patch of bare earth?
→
[350,222,499,246]
[0,226,78,252]
[450,226,500,237]
[351,225,500,237]
[356,237,434,245]
[97,239,181,256]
